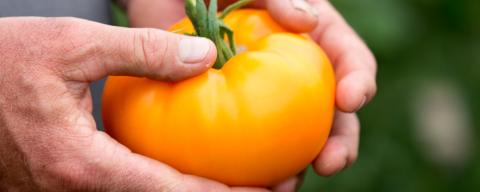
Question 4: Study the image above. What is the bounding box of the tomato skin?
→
[102,9,335,187]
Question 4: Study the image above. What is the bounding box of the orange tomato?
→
[102,9,335,187]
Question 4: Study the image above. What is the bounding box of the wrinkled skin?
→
[0,0,376,191]
[0,17,265,191]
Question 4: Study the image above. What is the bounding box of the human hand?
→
[0,17,272,191]
[125,0,377,191]
[237,1,378,190]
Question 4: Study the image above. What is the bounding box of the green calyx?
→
[184,0,253,69]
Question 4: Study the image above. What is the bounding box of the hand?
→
[262,0,377,177]
[227,1,377,191]
[0,17,272,191]
[126,0,377,191]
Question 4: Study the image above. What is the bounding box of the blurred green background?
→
[112,0,480,191]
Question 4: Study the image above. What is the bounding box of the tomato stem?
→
[184,0,253,69]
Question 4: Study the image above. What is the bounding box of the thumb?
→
[265,0,318,32]
[62,20,217,82]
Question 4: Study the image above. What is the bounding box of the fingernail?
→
[178,37,211,64]
[355,96,367,112]
[291,0,318,17]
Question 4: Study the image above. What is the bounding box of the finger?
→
[232,187,271,192]
[309,0,377,112]
[60,19,217,82]
[265,0,318,32]
[272,177,298,192]
[218,0,317,32]
[127,0,185,29]
[313,111,360,176]
[218,0,265,8]
[336,70,376,112]
[82,131,268,192]
[271,169,306,192]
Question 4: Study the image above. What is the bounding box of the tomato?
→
[102,9,335,187]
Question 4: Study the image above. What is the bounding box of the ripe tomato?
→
[102,9,335,187]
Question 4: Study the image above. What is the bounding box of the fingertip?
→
[203,39,218,68]
[271,176,297,192]
[336,77,365,113]
[178,37,217,66]
[163,36,217,81]
[196,37,217,69]
[313,138,349,176]
[266,0,318,33]
[336,71,376,112]
[176,36,217,76]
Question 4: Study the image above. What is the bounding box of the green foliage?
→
[111,3,128,27]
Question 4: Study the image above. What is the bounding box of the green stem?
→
[184,0,253,69]
[219,0,254,19]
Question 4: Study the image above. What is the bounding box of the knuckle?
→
[41,17,97,55]
[30,17,95,64]
[1,17,98,77]
[46,18,103,80]
[134,29,168,75]
[51,18,94,53]
[37,17,80,43]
